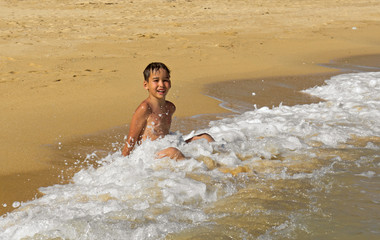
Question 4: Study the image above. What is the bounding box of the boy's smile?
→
[144,68,171,99]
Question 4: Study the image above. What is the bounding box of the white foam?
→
[356,171,377,178]
[1,72,379,239]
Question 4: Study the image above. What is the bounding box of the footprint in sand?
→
[136,33,158,39]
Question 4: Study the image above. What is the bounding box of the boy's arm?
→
[122,103,150,156]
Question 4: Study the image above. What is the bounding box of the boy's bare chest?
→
[145,112,172,136]
[148,112,171,125]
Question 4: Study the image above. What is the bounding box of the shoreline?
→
[1,0,380,216]
[2,54,380,216]
[204,54,380,114]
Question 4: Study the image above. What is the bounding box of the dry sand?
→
[1,0,380,215]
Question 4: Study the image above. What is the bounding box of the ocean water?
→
[1,72,379,239]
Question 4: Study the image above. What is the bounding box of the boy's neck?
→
[148,95,166,110]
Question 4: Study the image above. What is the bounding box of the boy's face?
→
[144,68,171,99]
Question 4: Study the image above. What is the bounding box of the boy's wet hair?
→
[143,62,170,81]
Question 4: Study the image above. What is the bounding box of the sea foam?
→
[1,72,379,239]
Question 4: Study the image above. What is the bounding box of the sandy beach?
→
[1,0,380,216]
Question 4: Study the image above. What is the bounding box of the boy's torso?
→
[141,101,174,141]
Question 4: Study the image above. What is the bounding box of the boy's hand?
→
[156,147,185,161]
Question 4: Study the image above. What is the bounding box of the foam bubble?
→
[12,201,20,208]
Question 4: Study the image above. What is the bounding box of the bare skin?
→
[122,67,214,160]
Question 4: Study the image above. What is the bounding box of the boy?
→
[122,62,214,160]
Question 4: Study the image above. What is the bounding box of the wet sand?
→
[1,0,380,216]
[205,54,380,113]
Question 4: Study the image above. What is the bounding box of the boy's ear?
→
[143,80,148,90]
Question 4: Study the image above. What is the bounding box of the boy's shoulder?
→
[165,100,176,113]
[134,100,152,117]
[166,100,175,108]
